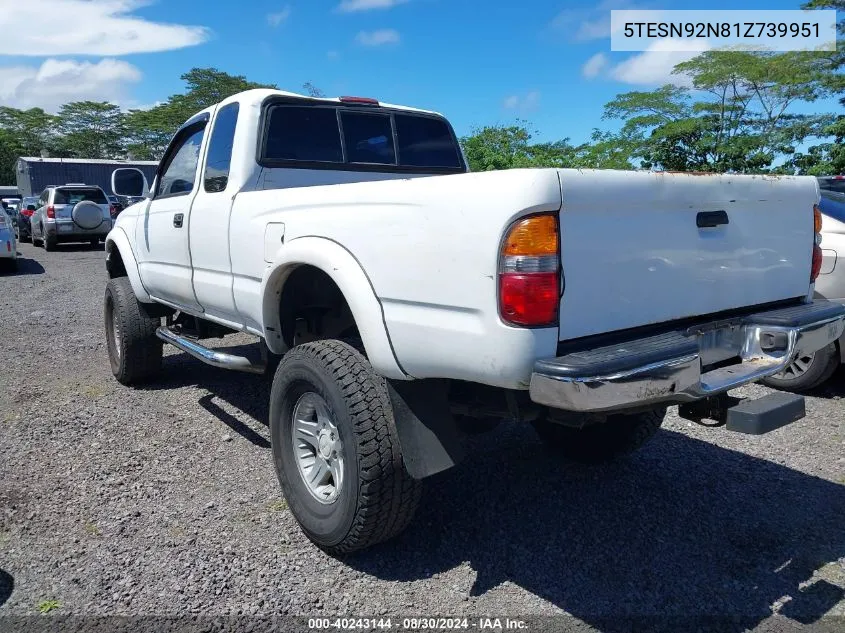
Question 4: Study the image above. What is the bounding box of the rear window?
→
[341,112,395,165]
[54,188,107,205]
[261,103,464,173]
[264,106,343,163]
[395,114,462,168]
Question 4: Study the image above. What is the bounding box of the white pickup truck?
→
[103,88,845,554]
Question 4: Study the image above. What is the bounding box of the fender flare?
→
[261,236,409,380]
[104,228,152,303]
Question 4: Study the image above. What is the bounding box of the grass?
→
[83,521,101,536]
[80,385,107,399]
[266,499,288,513]
[168,525,186,538]
[37,599,60,614]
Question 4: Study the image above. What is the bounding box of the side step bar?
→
[155,327,266,374]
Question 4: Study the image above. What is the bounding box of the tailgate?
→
[556,169,818,341]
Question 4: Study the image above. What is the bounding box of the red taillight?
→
[21,209,33,217]
[500,273,559,326]
[498,214,560,327]
[812,244,823,281]
[811,204,823,282]
[46,205,55,219]
[339,96,380,105]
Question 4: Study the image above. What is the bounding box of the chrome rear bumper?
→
[529,301,845,413]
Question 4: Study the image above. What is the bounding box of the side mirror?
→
[112,168,149,198]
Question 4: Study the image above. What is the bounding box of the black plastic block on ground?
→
[725,392,806,435]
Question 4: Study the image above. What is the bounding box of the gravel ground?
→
[1,241,844,632]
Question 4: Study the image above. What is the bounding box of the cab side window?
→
[204,103,239,193]
[156,126,206,198]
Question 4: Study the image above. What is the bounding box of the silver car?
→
[0,207,18,272]
[761,187,845,391]
[30,184,113,251]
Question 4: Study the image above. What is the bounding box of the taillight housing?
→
[21,209,33,217]
[811,204,823,282]
[498,214,560,327]
[46,205,55,219]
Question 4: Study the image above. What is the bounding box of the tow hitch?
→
[678,392,806,435]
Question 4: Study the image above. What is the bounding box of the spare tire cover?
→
[72,200,104,230]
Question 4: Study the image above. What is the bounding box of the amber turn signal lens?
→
[814,205,823,234]
[502,215,558,256]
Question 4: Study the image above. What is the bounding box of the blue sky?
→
[0,0,839,145]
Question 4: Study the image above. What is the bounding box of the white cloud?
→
[355,29,400,47]
[503,91,541,113]
[0,0,209,56]
[337,0,408,12]
[0,59,142,112]
[267,6,292,27]
[609,39,705,85]
[551,0,651,42]
[582,53,608,78]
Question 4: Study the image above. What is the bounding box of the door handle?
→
[696,210,729,228]
[173,213,184,228]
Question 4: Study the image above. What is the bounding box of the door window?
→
[156,127,206,198]
[204,103,239,193]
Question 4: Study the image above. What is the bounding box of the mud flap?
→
[387,379,465,480]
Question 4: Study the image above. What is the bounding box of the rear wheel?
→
[760,343,839,392]
[104,276,162,385]
[269,340,421,554]
[43,229,55,251]
[532,407,666,464]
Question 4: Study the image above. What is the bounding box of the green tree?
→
[789,0,845,174]
[123,104,183,161]
[0,106,58,157]
[0,130,21,184]
[461,123,577,171]
[55,101,126,159]
[164,67,277,129]
[602,50,837,173]
[123,67,278,161]
[571,130,637,170]
[303,82,325,97]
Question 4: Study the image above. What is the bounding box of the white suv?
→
[31,184,113,251]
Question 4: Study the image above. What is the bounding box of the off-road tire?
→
[269,340,421,554]
[760,343,839,393]
[532,407,666,464]
[104,276,162,385]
